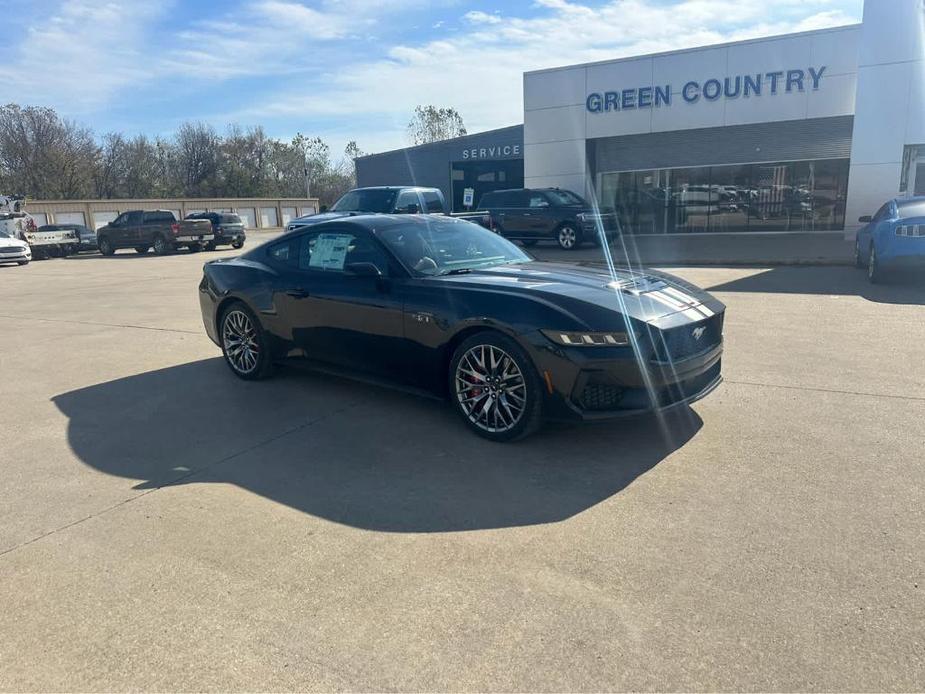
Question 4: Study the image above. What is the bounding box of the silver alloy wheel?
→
[558,226,577,250]
[222,310,260,374]
[455,344,526,434]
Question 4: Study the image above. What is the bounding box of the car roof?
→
[352,186,440,192]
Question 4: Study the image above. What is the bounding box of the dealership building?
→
[357,1,925,243]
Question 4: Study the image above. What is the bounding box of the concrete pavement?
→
[0,245,923,690]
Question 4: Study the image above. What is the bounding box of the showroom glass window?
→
[598,159,849,233]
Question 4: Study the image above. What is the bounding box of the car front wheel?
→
[231,239,244,250]
[556,224,580,250]
[98,237,115,256]
[854,239,864,268]
[449,331,543,442]
[220,302,274,380]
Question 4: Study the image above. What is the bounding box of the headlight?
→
[541,329,629,346]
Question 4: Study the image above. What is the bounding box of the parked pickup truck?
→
[97,210,213,256]
[285,186,448,232]
[29,225,80,258]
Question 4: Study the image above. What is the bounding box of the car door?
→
[268,226,406,377]
[858,202,890,253]
[526,191,556,237]
[125,211,145,246]
[106,213,129,246]
[498,191,531,238]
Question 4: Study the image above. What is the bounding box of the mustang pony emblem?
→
[692,326,707,341]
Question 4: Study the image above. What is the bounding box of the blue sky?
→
[0,0,863,156]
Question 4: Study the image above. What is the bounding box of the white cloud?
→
[464,10,502,24]
[235,0,860,153]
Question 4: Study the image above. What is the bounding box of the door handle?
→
[286,288,310,298]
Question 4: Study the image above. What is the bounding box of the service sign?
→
[586,66,827,114]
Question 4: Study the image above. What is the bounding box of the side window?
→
[422,191,444,213]
[267,229,389,275]
[510,191,530,207]
[393,190,420,213]
[528,193,550,208]
[127,211,143,225]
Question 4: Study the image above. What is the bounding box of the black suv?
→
[185,212,246,250]
[477,188,617,250]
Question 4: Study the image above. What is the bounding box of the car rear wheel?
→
[556,224,580,250]
[449,332,543,442]
[220,302,274,380]
[98,237,115,256]
[134,245,149,254]
[188,243,202,253]
[231,239,244,250]
[205,241,217,251]
[153,235,173,256]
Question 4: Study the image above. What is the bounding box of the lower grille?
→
[0,246,23,253]
[653,313,723,362]
[578,382,625,411]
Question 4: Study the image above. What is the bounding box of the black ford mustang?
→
[199,215,724,441]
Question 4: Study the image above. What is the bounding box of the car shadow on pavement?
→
[706,265,925,305]
[53,358,702,533]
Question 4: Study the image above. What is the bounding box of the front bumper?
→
[214,231,246,245]
[522,329,723,422]
[0,248,31,263]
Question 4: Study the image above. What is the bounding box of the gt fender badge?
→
[692,326,706,341]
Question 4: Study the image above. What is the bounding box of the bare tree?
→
[292,133,330,198]
[173,122,220,197]
[406,105,467,145]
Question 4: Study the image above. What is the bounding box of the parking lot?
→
[1,239,924,691]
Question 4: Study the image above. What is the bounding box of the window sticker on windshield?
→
[309,233,353,270]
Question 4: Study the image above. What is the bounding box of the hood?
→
[0,236,28,248]
[431,262,721,324]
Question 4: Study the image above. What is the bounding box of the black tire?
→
[98,236,115,256]
[17,260,28,266]
[205,241,217,251]
[521,239,538,247]
[854,239,864,268]
[188,243,202,253]
[153,235,173,256]
[555,224,581,250]
[867,244,883,284]
[231,239,244,250]
[448,331,543,442]
[135,245,149,254]
[219,301,274,380]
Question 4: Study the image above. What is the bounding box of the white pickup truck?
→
[27,225,79,258]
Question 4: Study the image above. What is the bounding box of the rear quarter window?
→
[144,211,176,223]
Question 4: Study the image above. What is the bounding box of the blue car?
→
[855,196,925,283]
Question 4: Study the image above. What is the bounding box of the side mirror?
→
[858,215,872,223]
[319,205,328,213]
[406,203,420,214]
[345,262,383,278]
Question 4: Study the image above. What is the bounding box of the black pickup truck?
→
[97,210,214,256]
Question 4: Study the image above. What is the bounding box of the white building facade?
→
[524,0,925,239]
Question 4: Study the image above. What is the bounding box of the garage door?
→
[236,208,256,229]
[92,211,118,230]
[55,212,86,226]
[30,212,48,227]
[260,207,278,228]
[281,207,297,225]
[298,206,315,218]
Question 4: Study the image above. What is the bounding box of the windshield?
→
[220,214,242,225]
[544,189,586,206]
[331,189,397,213]
[0,230,11,239]
[376,217,531,276]
[898,200,925,219]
